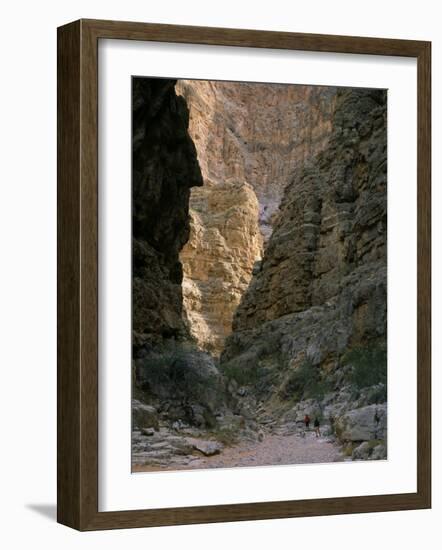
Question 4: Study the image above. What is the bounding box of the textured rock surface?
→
[220,88,388,452]
[180,180,262,355]
[335,404,387,442]
[232,88,387,332]
[131,79,262,467]
[132,400,159,431]
[189,439,224,456]
[223,88,387,360]
[132,78,203,351]
[177,80,337,241]
[134,345,227,428]
[177,81,338,353]
[132,79,388,469]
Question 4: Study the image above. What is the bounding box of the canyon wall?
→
[177,80,337,240]
[132,78,203,352]
[131,80,388,467]
[221,87,387,402]
[177,80,338,354]
[180,180,262,356]
[132,79,242,451]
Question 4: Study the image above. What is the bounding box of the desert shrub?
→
[222,363,261,387]
[138,354,171,389]
[342,442,356,457]
[211,426,239,446]
[343,346,387,390]
[138,347,219,406]
[280,360,331,401]
[366,384,387,404]
[255,333,282,359]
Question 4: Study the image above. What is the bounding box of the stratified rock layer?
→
[222,88,387,396]
[180,180,262,356]
[177,80,337,241]
[177,80,338,353]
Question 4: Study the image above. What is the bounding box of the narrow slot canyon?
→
[132,77,388,471]
[177,80,337,357]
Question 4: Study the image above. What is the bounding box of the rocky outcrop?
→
[177,81,337,241]
[225,88,387,352]
[132,78,203,351]
[132,79,260,461]
[232,88,387,332]
[180,180,262,355]
[132,78,388,468]
[220,88,388,458]
[335,403,387,442]
[132,400,159,431]
[177,81,338,353]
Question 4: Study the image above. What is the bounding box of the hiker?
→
[304,414,310,430]
[314,416,321,438]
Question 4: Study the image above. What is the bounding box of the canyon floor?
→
[132,429,345,473]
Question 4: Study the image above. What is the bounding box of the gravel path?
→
[190,432,343,469]
[134,430,344,472]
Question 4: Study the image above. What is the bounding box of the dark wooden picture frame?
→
[57,18,431,531]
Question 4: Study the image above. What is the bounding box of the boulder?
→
[371,443,387,460]
[165,437,194,455]
[132,400,159,431]
[352,441,371,460]
[188,438,223,456]
[336,404,387,442]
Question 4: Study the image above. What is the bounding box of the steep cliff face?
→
[177,80,337,241]
[180,180,262,356]
[177,80,338,353]
[132,79,251,457]
[132,78,203,351]
[132,80,388,469]
[221,88,387,407]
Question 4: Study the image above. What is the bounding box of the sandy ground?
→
[133,431,344,472]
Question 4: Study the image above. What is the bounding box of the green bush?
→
[138,347,218,404]
[211,426,239,446]
[343,346,387,390]
[366,384,387,404]
[280,360,331,402]
[222,363,261,387]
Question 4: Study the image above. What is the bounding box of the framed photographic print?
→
[57,19,431,530]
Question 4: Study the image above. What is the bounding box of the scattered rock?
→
[189,439,224,456]
[132,400,159,431]
[335,404,387,442]
[352,441,371,460]
[371,443,387,460]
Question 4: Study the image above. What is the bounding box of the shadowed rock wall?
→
[132,78,203,352]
